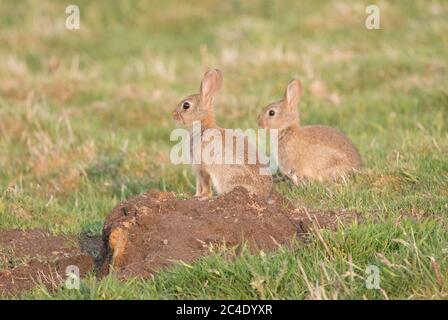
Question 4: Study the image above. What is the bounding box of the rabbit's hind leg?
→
[195,168,213,198]
[321,165,354,182]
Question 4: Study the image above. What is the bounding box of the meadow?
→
[0,0,447,299]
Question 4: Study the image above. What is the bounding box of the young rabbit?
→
[173,69,273,198]
[257,79,362,184]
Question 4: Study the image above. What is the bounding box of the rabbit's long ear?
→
[284,79,302,110]
[200,69,223,100]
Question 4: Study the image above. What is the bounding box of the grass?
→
[1,0,447,299]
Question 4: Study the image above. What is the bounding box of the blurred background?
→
[0,0,447,235]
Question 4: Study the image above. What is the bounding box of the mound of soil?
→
[0,188,357,296]
[0,230,95,297]
[100,187,355,278]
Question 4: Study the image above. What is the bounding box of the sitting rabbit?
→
[257,79,361,184]
[173,69,273,198]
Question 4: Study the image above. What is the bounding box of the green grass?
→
[1,0,447,299]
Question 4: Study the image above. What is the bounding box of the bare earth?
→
[0,187,357,296]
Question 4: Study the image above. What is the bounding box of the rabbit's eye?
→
[182,101,190,110]
[268,110,275,116]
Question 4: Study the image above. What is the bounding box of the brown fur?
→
[257,79,362,183]
[173,69,273,197]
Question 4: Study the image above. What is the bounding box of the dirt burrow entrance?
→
[0,187,357,296]
[100,187,356,278]
[0,230,96,296]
